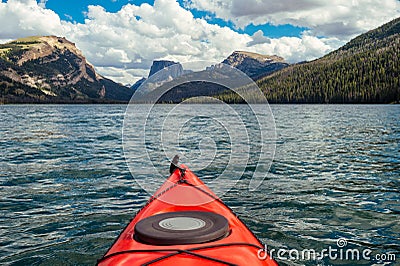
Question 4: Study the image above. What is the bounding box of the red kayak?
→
[98,158,277,265]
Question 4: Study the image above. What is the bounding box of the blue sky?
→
[1,0,399,84]
[43,0,154,22]
[35,0,308,38]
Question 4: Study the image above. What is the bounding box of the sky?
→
[0,0,399,84]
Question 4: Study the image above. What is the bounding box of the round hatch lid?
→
[134,211,229,245]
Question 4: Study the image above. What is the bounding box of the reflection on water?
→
[0,104,399,265]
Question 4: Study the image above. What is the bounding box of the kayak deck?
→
[98,165,277,265]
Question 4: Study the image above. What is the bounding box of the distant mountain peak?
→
[229,51,285,63]
[223,51,288,79]
[148,60,181,78]
[130,60,184,91]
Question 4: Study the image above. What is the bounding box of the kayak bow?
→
[98,160,277,265]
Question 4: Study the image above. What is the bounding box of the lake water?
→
[0,104,399,265]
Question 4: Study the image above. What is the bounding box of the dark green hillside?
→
[259,17,400,103]
[218,17,400,104]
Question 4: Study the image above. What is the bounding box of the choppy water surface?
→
[0,104,399,265]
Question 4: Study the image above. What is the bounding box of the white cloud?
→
[247,30,271,46]
[1,0,382,84]
[95,66,148,84]
[0,0,64,39]
[246,32,337,63]
[55,0,266,81]
[186,0,400,39]
[63,13,73,21]
[38,0,48,8]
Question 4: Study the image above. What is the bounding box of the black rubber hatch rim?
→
[134,211,229,245]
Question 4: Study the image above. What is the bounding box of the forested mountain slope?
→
[256,17,400,103]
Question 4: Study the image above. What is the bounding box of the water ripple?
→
[0,104,399,265]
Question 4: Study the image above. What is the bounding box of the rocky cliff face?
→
[148,60,183,78]
[0,36,133,103]
[131,60,184,91]
[148,60,184,84]
[222,51,288,79]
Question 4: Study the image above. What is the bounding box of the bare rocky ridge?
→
[222,51,288,79]
[0,36,132,103]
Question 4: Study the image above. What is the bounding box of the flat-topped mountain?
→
[148,60,183,78]
[130,60,184,91]
[0,36,133,103]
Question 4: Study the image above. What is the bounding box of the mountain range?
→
[1,16,399,104]
[128,50,289,102]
